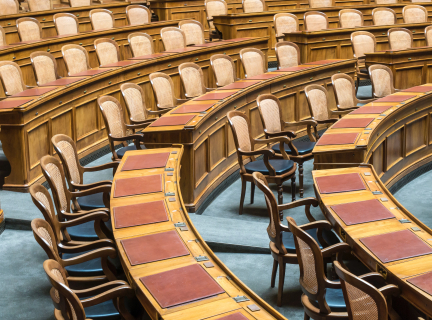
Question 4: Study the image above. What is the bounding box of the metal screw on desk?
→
[137,72,141,75]
[109,81,111,84]
[35,112,38,116]
[84,90,87,94]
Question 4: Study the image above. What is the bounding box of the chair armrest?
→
[297,220,333,232]
[285,119,318,128]
[206,88,217,92]
[321,242,351,258]
[238,148,275,158]
[265,130,296,139]
[325,279,342,289]
[83,161,119,173]
[58,239,114,253]
[358,272,384,283]
[280,197,320,222]
[71,180,113,190]
[62,247,117,266]
[70,184,111,198]
[81,285,135,308]
[60,211,110,228]
[176,98,189,104]
[125,122,152,130]
[330,109,351,117]
[357,98,376,104]
[318,119,338,124]
[73,280,129,298]
[148,108,169,116]
[379,284,400,297]
[254,136,292,158]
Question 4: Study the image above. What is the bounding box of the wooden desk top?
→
[110,146,287,320]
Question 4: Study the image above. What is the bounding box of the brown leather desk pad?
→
[217,313,249,320]
[129,53,171,60]
[70,69,113,76]
[351,106,393,114]
[100,60,139,68]
[331,199,395,226]
[276,66,313,72]
[40,77,86,87]
[332,118,374,128]
[149,115,195,127]
[113,175,162,198]
[316,133,359,146]
[304,59,342,65]
[194,91,237,101]
[407,272,432,296]
[315,173,366,194]
[11,87,57,97]
[360,229,432,263]
[219,81,261,90]
[171,103,215,114]
[121,230,189,265]
[113,200,168,228]
[375,94,417,102]
[140,264,225,308]
[247,73,282,80]
[0,98,33,109]
[402,86,432,93]
[121,153,170,171]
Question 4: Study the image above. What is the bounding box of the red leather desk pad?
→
[351,106,393,114]
[113,200,168,228]
[407,272,432,296]
[0,98,33,109]
[276,66,313,72]
[70,69,113,76]
[11,87,57,97]
[332,118,374,128]
[217,313,249,320]
[129,53,171,60]
[315,173,366,194]
[247,73,281,80]
[171,103,215,114]
[149,115,195,127]
[163,47,201,53]
[140,264,225,308]
[40,77,86,86]
[360,229,432,263]
[113,175,162,198]
[375,94,417,102]
[194,91,237,101]
[121,230,189,265]
[331,199,395,226]
[121,152,170,171]
[402,86,432,93]
[101,60,139,68]
[305,59,342,65]
[219,81,261,90]
[316,133,359,146]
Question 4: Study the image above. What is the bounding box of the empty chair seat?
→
[274,13,299,42]
[339,9,363,28]
[179,62,214,98]
[61,44,92,76]
[128,32,153,57]
[240,48,267,78]
[179,20,206,46]
[304,11,329,31]
[53,13,79,36]
[89,8,114,30]
[205,0,227,41]
[242,0,265,13]
[372,7,397,26]
[28,0,50,11]
[149,72,188,109]
[369,64,399,98]
[275,41,300,69]
[94,38,121,66]
[30,52,60,86]
[388,27,413,50]
[0,61,30,96]
[160,27,186,51]
[16,17,42,42]
[403,5,427,23]
[126,4,151,25]
[210,54,239,87]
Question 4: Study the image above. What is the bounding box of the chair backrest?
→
[372,8,397,26]
[240,48,267,78]
[411,0,431,2]
[178,62,207,98]
[308,0,333,8]
[210,54,236,87]
[52,134,84,187]
[28,0,51,11]
[32,219,61,261]
[205,0,228,31]
[403,5,427,23]
[16,17,42,42]
[304,11,329,31]
[126,5,151,25]
[304,84,330,121]
[160,27,186,51]
[339,9,363,28]
[274,13,299,41]
[53,13,79,36]
[94,38,121,66]
[275,41,300,69]
[426,25,432,46]
[30,51,59,86]
[1,0,19,15]
[0,26,6,46]
[332,73,357,110]
[256,94,283,135]
[89,9,114,30]
[61,44,91,76]
[98,95,128,139]
[70,0,90,6]
[121,82,150,122]
[0,61,26,96]
[179,20,205,46]
[369,64,395,98]
[388,27,413,50]
[128,32,153,57]
[227,111,254,170]
[334,261,388,320]
[351,31,376,58]
[242,0,265,13]
[149,72,177,109]
[375,0,397,4]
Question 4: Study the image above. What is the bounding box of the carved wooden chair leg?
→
[271,259,278,288]
[291,175,296,202]
[239,178,247,215]
[298,162,304,198]
[277,258,285,307]
[250,181,255,204]
[277,184,284,221]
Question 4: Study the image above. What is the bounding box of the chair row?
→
[2,0,102,15]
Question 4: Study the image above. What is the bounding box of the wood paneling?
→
[386,126,403,170]
[406,116,427,156]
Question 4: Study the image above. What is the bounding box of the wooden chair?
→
[61,44,92,76]
[288,216,352,319]
[403,5,427,23]
[227,110,297,215]
[339,9,363,28]
[305,84,351,126]
[369,64,399,98]
[372,8,397,26]
[426,25,432,46]
[411,0,431,2]
[1,0,19,15]
[375,0,397,4]
[274,13,299,43]
[205,0,227,41]
[43,259,136,320]
[275,41,301,69]
[94,38,121,67]
[0,26,6,46]
[304,11,329,31]
[351,31,376,93]
[120,83,168,124]
[70,0,91,6]
[53,13,79,36]
[126,5,151,25]
[128,33,153,57]
[308,0,334,8]
[98,96,150,160]
[331,73,375,111]
[257,94,318,198]
[16,17,42,42]
[30,51,60,86]
[253,173,340,306]
[28,0,51,11]
[149,72,188,109]
[52,134,119,211]
[240,48,267,78]
[179,20,206,46]
[0,61,33,96]
[334,261,400,320]
[178,62,215,98]
[242,0,265,13]
[160,27,186,51]
[89,9,114,30]
[210,54,239,87]
[388,27,413,51]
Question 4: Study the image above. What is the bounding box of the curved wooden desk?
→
[110,146,287,320]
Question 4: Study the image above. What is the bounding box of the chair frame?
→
[30,51,61,86]
[331,73,375,111]
[149,72,188,109]
[426,25,432,46]
[239,48,267,78]
[372,7,397,26]
[242,0,266,13]
[61,44,92,76]
[274,13,299,42]
[0,25,7,46]
[0,61,32,96]
[387,27,413,50]
[53,13,80,36]
[179,20,206,46]
[308,0,335,8]
[210,54,240,87]
[204,0,227,41]
[160,27,186,51]
[275,41,301,69]
[94,38,121,67]
[127,32,154,58]
[178,62,214,98]
[16,17,42,42]
[338,9,364,28]
[89,8,115,30]
[403,4,428,23]
[368,64,399,98]
[304,11,329,31]
[126,4,151,25]
[351,31,376,93]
